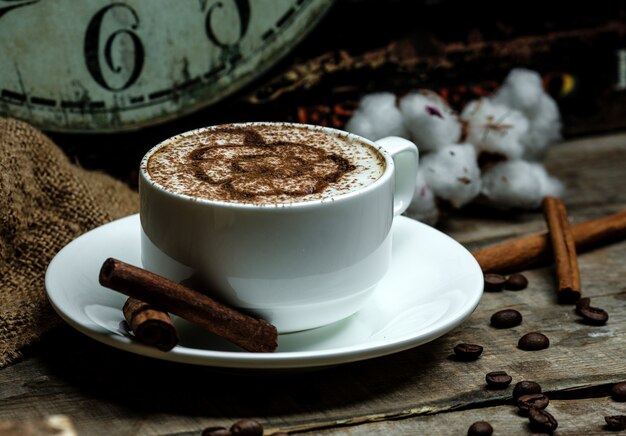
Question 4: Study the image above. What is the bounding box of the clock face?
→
[0,0,333,132]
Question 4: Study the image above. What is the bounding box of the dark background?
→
[50,0,626,189]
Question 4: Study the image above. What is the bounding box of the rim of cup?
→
[139,122,396,210]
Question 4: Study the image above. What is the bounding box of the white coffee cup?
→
[139,122,418,333]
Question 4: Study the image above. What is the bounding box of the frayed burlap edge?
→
[0,118,138,368]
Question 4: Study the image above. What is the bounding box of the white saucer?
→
[45,214,483,370]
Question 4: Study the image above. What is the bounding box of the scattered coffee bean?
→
[467,420,493,436]
[575,296,591,315]
[513,380,542,400]
[490,309,523,329]
[230,419,263,436]
[579,305,609,326]
[528,407,558,433]
[611,382,626,402]
[504,273,528,290]
[517,393,550,415]
[453,343,484,361]
[518,332,550,351]
[484,273,506,292]
[202,427,231,436]
[605,415,626,431]
[485,371,512,389]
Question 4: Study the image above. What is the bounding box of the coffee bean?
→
[504,273,528,290]
[467,421,493,435]
[517,393,550,414]
[611,382,626,402]
[518,332,549,351]
[490,309,522,329]
[202,427,231,436]
[484,273,506,292]
[528,407,558,433]
[453,343,484,361]
[513,380,542,400]
[605,415,626,430]
[485,371,512,389]
[230,419,263,435]
[575,296,591,315]
[579,305,609,326]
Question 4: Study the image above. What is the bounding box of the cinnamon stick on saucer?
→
[99,258,278,352]
[542,196,581,303]
[122,298,178,351]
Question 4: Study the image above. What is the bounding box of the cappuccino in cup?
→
[140,123,418,333]
[146,124,386,205]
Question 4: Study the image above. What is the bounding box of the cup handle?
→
[375,136,419,216]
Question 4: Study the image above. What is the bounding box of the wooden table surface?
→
[1,132,625,435]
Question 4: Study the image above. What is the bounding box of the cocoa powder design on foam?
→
[147,125,385,205]
[187,127,356,201]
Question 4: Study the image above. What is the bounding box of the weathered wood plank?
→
[296,396,626,435]
[0,132,624,435]
[0,240,624,435]
[0,415,77,436]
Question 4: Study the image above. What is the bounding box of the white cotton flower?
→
[345,92,408,141]
[521,94,562,160]
[492,68,562,160]
[461,98,528,159]
[481,160,564,209]
[421,144,482,208]
[405,168,439,225]
[461,98,529,160]
[492,68,544,115]
[399,91,461,153]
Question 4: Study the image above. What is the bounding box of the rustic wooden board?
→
[303,397,626,435]
[0,132,625,435]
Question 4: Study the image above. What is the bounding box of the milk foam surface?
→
[145,124,386,204]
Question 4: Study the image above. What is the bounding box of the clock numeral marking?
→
[30,96,56,107]
[0,0,39,20]
[204,0,250,49]
[84,3,145,91]
[1,89,26,103]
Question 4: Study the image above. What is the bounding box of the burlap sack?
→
[0,118,138,368]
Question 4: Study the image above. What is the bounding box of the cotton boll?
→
[345,92,408,141]
[421,144,482,208]
[521,94,562,160]
[535,162,565,200]
[492,68,544,115]
[481,161,542,209]
[461,98,529,159]
[481,160,564,209]
[491,68,562,159]
[405,169,440,225]
[399,91,461,153]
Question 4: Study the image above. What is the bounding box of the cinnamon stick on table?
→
[122,298,178,351]
[99,258,278,353]
[542,196,581,303]
[472,209,626,274]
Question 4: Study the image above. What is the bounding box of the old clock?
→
[0,0,333,132]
